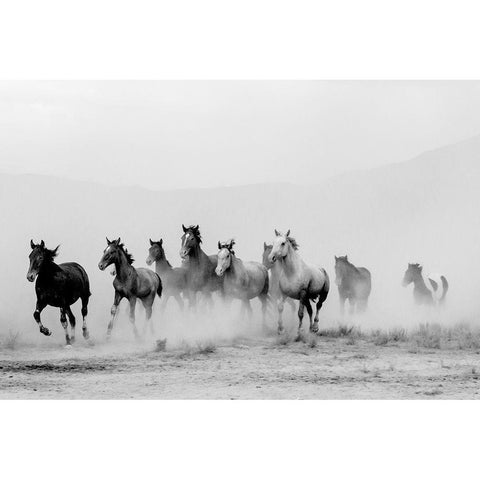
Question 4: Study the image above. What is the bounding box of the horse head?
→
[27,240,59,282]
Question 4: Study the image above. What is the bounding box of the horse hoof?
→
[40,327,51,337]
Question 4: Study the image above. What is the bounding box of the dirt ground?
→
[1,329,480,399]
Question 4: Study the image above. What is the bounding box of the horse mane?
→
[117,242,135,265]
[287,236,299,250]
[219,239,236,255]
[185,225,202,244]
[43,246,59,262]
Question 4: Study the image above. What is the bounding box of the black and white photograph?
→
[2,79,480,400]
[1,1,479,479]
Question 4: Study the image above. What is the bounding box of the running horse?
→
[216,239,269,324]
[179,225,223,309]
[262,242,296,313]
[146,238,187,311]
[98,238,162,339]
[334,255,372,314]
[26,240,91,346]
[268,230,330,335]
[402,263,448,306]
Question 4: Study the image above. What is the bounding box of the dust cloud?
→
[1,134,480,350]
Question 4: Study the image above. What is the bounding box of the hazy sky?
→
[1,80,480,190]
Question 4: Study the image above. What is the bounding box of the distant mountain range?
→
[1,135,479,323]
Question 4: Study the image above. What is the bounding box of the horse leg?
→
[260,294,268,331]
[339,295,346,316]
[277,296,287,334]
[60,308,71,346]
[349,298,356,315]
[81,295,90,340]
[305,300,314,332]
[160,294,170,315]
[296,291,309,338]
[175,292,185,312]
[128,298,140,340]
[245,299,253,320]
[313,297,327,333]
[66,305,76,343]
[107,291,122,339]
[33,300,51,336]
[142,297,154,337]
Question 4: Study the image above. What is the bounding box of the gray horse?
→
[334,255,372,314]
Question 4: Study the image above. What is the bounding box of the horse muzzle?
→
[98,263,106,271]
[268,254,277,263]
[146,258,153,266]
[215,268,224,277]
[26,272,36,282]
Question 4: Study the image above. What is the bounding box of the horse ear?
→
[218,241,222,250]
[335,255,338,260]
[195,225,199,232]
[263,242,267,250]
[106,237,111,245]
[30,239,35,249]
[149,239,154,246]
[40,240,45,248]
[115,238,121,245]
[53,245,60,255]
[286,229,290,237]
[274,229,280,236]
[345,255,348,261]
[182,224,187,233]
[159,239,163,246]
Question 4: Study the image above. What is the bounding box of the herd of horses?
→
[26,225,449,346]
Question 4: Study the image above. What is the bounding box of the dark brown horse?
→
[179,225,222,309]
[99,238,162,339]
[27,240,91,346]
[334,255,372,314]
[146,238,187,311]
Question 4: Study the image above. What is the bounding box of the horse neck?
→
[280,245,303,275]
[155,255,172,274]
[39,259,61,277]
[226,255,244,279]
[339,262,357,284]
[114,252,135,281]
[412,272,429,292]
[188,243,208,266]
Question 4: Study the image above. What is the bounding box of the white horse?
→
[215,239,269,324]
[268,230,329,334]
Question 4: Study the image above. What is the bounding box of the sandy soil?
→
[1,331,479,399]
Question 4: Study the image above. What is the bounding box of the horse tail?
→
[440,275,449,304]
[155,273,163,298]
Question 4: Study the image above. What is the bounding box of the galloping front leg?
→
[128,297,140,340]
[313,297,326,333]
[33,300,51,336]
[60,308,71,346]
[107,291,122,339]
[277,295,286,334]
